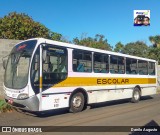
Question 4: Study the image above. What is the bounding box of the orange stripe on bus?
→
[52,77,156,88]
[40,77,43,88]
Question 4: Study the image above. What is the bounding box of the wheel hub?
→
[134,91,139,100]
[73,96,82,108]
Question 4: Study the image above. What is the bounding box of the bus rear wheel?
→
[131,87,141,103]
[69,92,85,113]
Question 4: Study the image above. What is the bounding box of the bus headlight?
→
[17,93,29,100]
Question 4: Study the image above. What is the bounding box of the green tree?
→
[114,42,124,53]
[0,12,63,41]
[0,12,50,40]
[123,41,149,57]
[50,32,62,41]
[149,35,160,48]
[148,47,160,64]
[73,34,112,50]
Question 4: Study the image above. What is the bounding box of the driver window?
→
[42,45,68,90]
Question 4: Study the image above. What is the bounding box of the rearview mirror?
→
[3,60,7,69]
[2,55,8,70]
[33,54,39,70]
[42,44,48,62]
[42,50,47,62]
[33,63,38,71]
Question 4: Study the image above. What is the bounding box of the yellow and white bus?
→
[3,38,157,113]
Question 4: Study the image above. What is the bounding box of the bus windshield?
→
[4,40,37,89]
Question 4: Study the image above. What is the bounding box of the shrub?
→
[0,99,13,113]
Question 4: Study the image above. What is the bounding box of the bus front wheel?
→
[69,92,85,113]
[131,87,141,103]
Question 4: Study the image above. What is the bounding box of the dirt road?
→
[0,94,160,135]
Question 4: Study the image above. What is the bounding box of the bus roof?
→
[29,38,157,62]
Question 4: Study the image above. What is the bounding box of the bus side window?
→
[94,53,109,73]
[138,60,148,75]
[126,58,137,74]
[73,50,92,72]
[148,62,155,75]
[110,55,124,74]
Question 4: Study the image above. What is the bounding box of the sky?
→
[0,0,160,47]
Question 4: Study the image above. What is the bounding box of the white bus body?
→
[3,38,157,112]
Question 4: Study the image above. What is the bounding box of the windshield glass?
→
[4,40,37,89]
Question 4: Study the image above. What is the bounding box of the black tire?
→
[131,87,141,103]
[69,92,85,113]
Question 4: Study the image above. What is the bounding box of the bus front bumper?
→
[5,95,39,111]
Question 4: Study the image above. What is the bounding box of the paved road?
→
[0,94,160,135]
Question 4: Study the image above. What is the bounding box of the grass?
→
[0,99,13,113]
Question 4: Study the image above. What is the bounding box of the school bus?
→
[3,38,157,113]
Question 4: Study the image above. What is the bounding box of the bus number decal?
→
[54,98,60,108]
